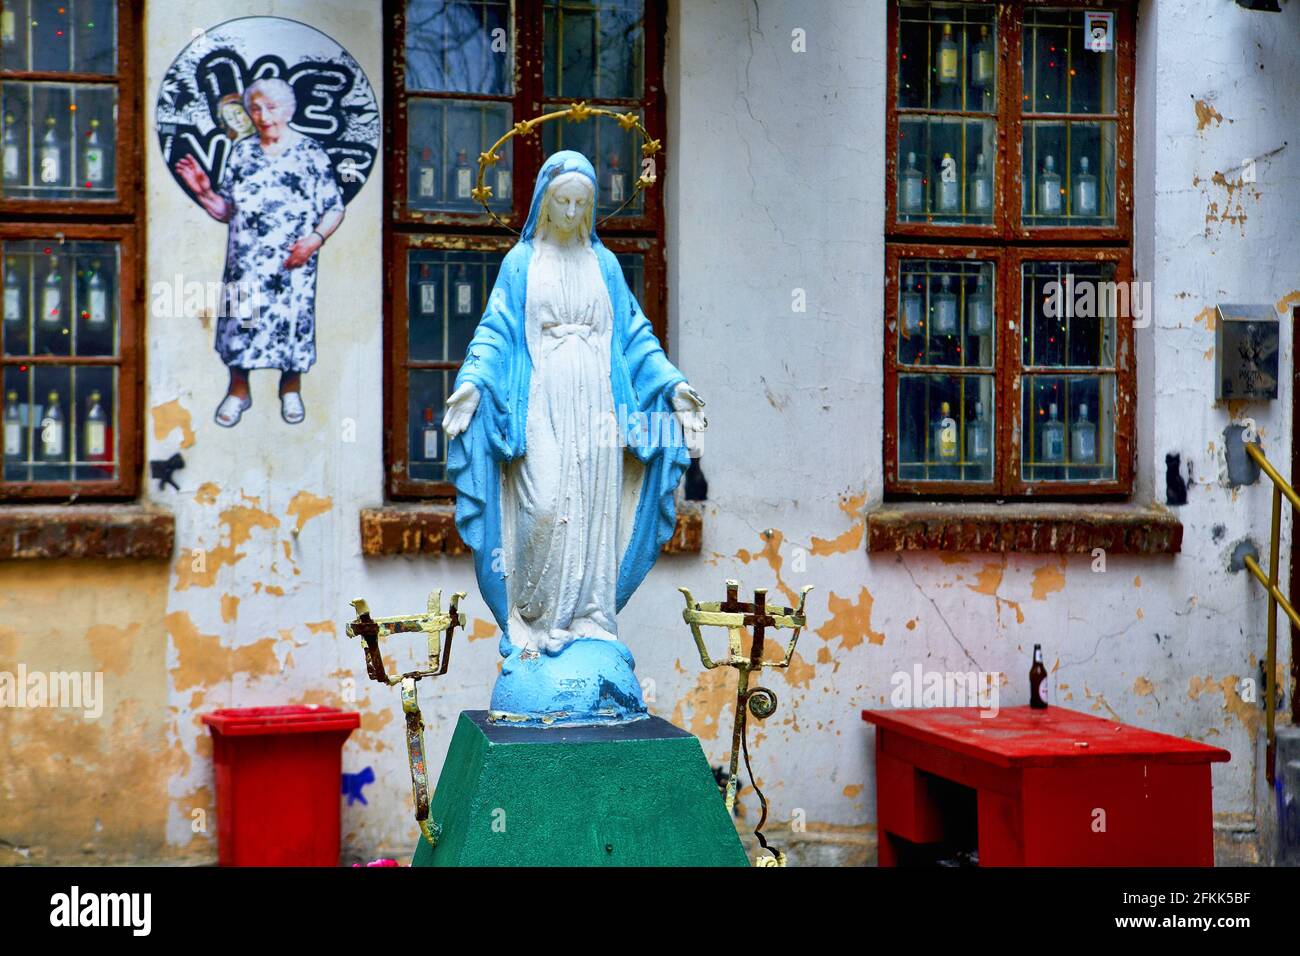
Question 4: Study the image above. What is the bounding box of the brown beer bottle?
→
[1029,644,1048,709]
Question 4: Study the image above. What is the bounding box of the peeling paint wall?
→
[3,0,1297,864]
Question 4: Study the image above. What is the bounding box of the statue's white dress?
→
[500,237,623,655]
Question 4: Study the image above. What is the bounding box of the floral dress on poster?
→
[214,135,344,373]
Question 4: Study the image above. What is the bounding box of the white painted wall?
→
[141,0,1299,862]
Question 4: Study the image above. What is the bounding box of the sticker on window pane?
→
[897,373,995,484]
[1,82,118,201]
[1021,261,1117,369]
[897,260,995,369]
[1021,374,1115,483]
[407,98,512,213]
[897,3,997,114]
[405,0,513,95]
[1022,7,1117,115]
[897,116,996,225]
[543,0,645,101]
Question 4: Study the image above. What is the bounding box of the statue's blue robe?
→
[446,151,689,656]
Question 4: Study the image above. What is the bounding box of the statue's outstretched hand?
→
[671,382,707,434]
[442,382,480,439]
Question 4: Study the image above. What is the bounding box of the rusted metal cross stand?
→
[345,590,465,848]
[679,579,813,866]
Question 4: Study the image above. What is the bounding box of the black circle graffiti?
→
[155,19,379,209]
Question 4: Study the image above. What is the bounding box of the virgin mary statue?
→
[442,150,706,726]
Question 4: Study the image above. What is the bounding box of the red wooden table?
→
[861,706,1230,866]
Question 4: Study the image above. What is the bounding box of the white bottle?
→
[41,257,61,323]
[86,261,108,325]
[39,390,63,460]
[83,118,105,185]
[39,116,60,185]
[84,389,107,459]
[2,115,19,183]
[3,390,21,458]
[4,257,21,322]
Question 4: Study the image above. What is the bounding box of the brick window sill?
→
[867,501,1182,555]
[360,502,704,557]
[0,504,176,560]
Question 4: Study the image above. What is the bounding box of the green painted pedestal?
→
[411,710,749,866]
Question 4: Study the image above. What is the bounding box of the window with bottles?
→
[885,2,1134,498]
[387,0,665,498]
[0,1,141,500]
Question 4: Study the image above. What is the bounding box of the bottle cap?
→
[1049,402,1058,415]
[5,390,16,400]
[1080,403,1088,417]
[940,401,950,414]
[1045,155,1055,170]
[1081,156,1089,171]
[89,390,101,402]
[47,390,58,401]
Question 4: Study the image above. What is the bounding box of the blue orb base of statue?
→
[488,637,648,727]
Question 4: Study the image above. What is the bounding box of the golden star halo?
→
[472,102,661,233]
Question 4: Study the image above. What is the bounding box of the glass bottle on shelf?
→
[969,153,992,214]
[83,390,107,461]
[1,7,16,48]
[83,118,105,186]
[937,23,959,86]
[3,391,21,459]
[417,146,436,199]
[2,116,19,183]
[606,153,626,205]
[39,116,60,185]
[1071,403,1096,463]
[971,25,994,89]
[418,264,436,316]
[4,258,22,323]
[39,390,63,460]
[932,401,959,462]
[967,401,990,464]
[935,152,960,214]
[85,261,108,325]
[454,149,473,201]
[421,406,439,461]
[1074,156,1098,217]
[1038,155,1062,216]
[966,273,991,336]
[899,151,924,214]
[494,159,511,202]
[901,274,923,335]
[454,264,473,316]
[931,274,957,336]
[1040,402,1065,463]
[41,257,61,324]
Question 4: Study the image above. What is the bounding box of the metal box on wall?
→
[1215,304,1279,401]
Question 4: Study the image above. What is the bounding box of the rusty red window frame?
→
[885,0,1136,499]
[383,0,667,500]
[0,0,144,502]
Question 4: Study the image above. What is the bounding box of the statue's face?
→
[544,175,592,237]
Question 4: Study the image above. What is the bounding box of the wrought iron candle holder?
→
[678,579,813,866]
[345,590,465,848]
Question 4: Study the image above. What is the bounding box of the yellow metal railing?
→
[1240,441,1295,779]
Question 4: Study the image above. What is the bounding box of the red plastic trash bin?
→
[202,705,360,867]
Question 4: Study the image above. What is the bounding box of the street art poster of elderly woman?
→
[174,77,345,427]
